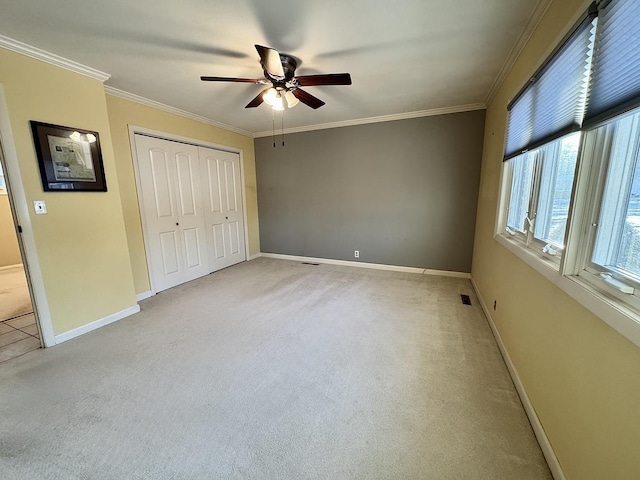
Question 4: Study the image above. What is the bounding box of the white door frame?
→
[128,125,251,296]
[0,84,55,347]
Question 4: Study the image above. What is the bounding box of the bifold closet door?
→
[135,135,209,292]
[199,147,246,271]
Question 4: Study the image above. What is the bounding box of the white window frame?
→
[564,112,640,312]
[496,110,640,348]
[503,150,537,240]
[499,134,581,270]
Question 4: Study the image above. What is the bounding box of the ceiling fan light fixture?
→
[271,96,285,111]
[264,88,285,110]
[285,90,299,108]
[263,87,278,106]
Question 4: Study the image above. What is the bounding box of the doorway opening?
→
[0,142,41,363]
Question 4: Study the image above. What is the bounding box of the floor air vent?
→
[460,294,472,306]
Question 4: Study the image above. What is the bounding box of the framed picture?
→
[30,121,107,192]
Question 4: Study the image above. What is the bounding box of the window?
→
[576,109,640,309]
[505,151,535,235]
[497,0,640,346]
[534,135,581,248]
[503,133,580,262]
[500,3,596,264]
[504,10,596,159]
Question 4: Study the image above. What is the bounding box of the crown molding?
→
[484,0,553,106]
[104,86,253,137]
[0,34,110,82]
[252,103,486,138]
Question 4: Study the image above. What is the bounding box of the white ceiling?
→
[0,0,544,135]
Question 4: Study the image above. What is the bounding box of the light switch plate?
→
[33,200,47,215]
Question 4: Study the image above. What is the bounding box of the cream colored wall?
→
[0,48,137,335]
[472,1,640,479]
[105,94,259,295]
[0,194,22,267]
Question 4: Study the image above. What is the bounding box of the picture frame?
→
[30,121,107,192]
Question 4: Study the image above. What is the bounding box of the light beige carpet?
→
[0,258,552,479]
[0,265,33,322]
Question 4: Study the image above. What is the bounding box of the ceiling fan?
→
[201,45,352,110]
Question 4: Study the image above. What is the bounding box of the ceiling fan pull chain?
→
[281,113,285,147]
[272,110,276,148]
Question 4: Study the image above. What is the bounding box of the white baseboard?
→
[136,290,154,302]
[260,252,471,278]
[422,267,470,279]
[247,253,262,261]
[470,277,566,480]
[0,263,22,271]
[54,305,140,345]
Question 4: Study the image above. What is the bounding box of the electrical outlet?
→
[354,250,360,258]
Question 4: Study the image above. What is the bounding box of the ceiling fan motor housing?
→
[264,54,298,85]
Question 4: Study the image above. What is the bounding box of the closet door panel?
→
[200,147,246,271]
[135,135,209,292]
[174,147,208,282]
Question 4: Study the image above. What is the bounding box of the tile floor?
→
[0,312,40,363]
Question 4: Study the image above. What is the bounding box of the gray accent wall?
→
[255,110,485,272]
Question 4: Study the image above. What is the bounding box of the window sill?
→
[497,234,560,272]
[494,233,640,348]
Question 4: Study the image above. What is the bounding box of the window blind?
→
[504,10,597,160]
[584,0,640,126]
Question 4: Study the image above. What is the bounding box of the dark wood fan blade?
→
[201,76,260,83]
[296,73,352,86]
[245,89,269,108]
[255,44,285,78]
[292,88,326,109]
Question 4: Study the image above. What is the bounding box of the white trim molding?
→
[127,125,245,154]
[253,103,486,138]
[106,87,484,139]
[247,253,262,261]
[260,253,471,278]
[484,0,553,106]
[136,290,154,302]
[54,305,140,345]
[471,277,566,480]
[105,86,252,137]
[0,84,55,347]
[0,34,110,82]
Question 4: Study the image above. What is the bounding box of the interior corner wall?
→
[255,110,485,272]
[0,194,21,267]
[471,0,640,478]
[105,94,259,295]
[0,48,137,335]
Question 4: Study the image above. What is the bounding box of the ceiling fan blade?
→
[296,73,352,86]
[200,76,261,83]
[292,88,326,109]
[255,44,285,78]
[245,89,270,108]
